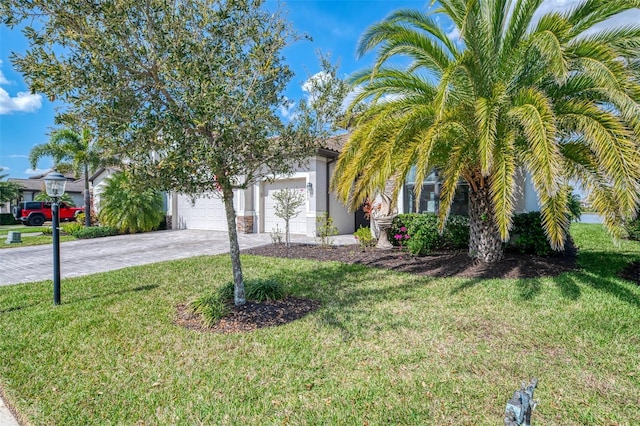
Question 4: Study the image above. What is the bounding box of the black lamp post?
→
[44,172,67,306]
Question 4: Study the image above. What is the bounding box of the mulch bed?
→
[242,242,579,279]
[177,241,592,333]
[175,297,321,334]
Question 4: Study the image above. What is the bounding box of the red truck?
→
[12,201,84,226]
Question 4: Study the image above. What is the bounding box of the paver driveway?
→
[0,230,354,286]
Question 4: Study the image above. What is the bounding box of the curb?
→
[0,393,19,426]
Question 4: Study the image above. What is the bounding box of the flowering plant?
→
[393,226,410,249]
[362,197,381,220]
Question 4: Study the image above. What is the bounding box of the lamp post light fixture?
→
[44,172,67,306]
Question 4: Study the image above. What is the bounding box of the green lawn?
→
[0,224,638,425]
[0,225,51,234]
[1,225,78,248]
[0,234,76,249]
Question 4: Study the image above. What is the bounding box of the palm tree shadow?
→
[265,262,431,339]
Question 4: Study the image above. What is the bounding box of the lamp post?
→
[44,172,67,306]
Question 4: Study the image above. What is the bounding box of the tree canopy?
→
[333,0,640,262]
[3,0,346,304]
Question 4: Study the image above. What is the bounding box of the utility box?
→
[5,231,22,244]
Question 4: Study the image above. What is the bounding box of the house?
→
[170,133,540,236]
[7,172,86,207]
[92,133,541,237]
[169,134,358,236]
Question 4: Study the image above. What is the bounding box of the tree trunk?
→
[222,186,245,306]
[468,184,503,262]
[285,219,290,247]
[84,165,91,227]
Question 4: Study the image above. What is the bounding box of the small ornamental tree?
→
[272,188,307,247]
[3,0,348,306]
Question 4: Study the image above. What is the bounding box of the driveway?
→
[0,230,355,286]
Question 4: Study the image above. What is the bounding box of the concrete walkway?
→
[0,229,356,286]
[0,229,355,424]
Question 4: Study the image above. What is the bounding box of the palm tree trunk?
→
[84,165,91,227]
[222,185,245,306]
[468,184,503,262]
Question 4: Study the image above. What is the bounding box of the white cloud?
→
[0,60,9,85]
[278,97,296,119]
[25,168,49,176]
[0,60,43,114]
[0,88,42,114]
[8,154,29,158]
[302,71,332,100]
[534,1,640,33]
[446,27,460,42]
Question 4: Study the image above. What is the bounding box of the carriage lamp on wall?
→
[307,182,313,196]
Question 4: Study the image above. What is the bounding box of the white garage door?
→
[175,193,227,231]
[264,179,307,235]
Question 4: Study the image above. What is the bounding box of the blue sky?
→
[0,1,638,178]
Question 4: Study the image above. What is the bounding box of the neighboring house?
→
[7,172,85,207]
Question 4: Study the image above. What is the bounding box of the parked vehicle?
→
[12,201,84,226]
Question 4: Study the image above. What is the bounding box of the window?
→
[402,167,469,215]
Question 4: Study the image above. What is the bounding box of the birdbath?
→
[375,216,395,250]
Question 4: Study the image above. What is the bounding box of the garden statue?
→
[504,378,538,426]
[371,178,397,250]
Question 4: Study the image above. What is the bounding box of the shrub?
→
[189,279,285,327]
[73,226,119,239]
[442,215,470,249]
[245,279,285,301]
[391,213,470,255]
[0,213,17,225]
[188,293,230,328]
[98,171,164,233]
[508,212,554,256]
[75,211,98,226]
[61,222,84,236]
[624,217,640,241]
[316,212,338,248]
[353,226,376,251]
[392,225,411,249]
[41,226,53,235]
[270,224,284,245]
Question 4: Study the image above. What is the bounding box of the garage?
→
[263,179,308,235]
[174,193,227,231]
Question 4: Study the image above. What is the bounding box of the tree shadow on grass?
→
[448,246,640,306]
[2,284,160,314]
[259,261,433,339]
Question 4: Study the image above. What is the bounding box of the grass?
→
[1,224,77,248]
[0,225,51,234]
[0,223,638,425]
[0,234,76,249]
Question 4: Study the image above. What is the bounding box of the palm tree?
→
[30,128,109,227]
[98,171,164,233]
[0,171,23,205]
[333,0,640,262]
